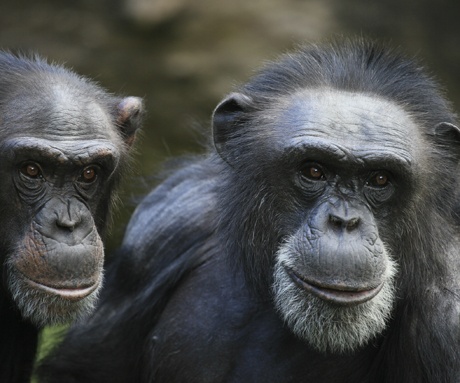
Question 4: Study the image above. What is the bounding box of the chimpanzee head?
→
[213,40,459,353]
[0,53,143,326]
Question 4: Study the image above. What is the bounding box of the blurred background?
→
[2,0,460,250]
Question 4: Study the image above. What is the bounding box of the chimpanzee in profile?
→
[39,39,460,382]
[0,52,143,382]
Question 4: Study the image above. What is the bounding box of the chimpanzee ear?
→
[434,122,460,150]
[116,97,144,147]
[212,92,253,164]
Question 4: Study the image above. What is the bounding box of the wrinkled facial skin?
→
[0,90,123,327]
[270,90,423,353]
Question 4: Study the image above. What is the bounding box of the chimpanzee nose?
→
[35,197,94,245]
[55,200,82,232]
[328,214,361,232]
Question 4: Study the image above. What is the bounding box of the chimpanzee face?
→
[214,88,427,353]
[269,89,423,353]
[0,74,142,326]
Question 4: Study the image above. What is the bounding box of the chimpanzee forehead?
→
[273,89,423,164]
[3,82,119,143]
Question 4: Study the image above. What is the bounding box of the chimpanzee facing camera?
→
[39,39,460,382]
[0,52,143,382]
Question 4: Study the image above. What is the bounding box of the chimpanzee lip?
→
[284,265,383,306]
[21,274,99,301]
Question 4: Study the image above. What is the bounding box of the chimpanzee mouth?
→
[22,275,99,301]
[284,266,384,306]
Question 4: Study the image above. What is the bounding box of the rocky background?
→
[1,0,460,249]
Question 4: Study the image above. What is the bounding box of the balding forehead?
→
[286,89,414,125]
[3,81,119,143]
[277,89,422,151]
[49,82,113,132]
[252,88,431,176]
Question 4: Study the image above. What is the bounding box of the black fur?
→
[39,39,460,382]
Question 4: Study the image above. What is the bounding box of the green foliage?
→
[32,325,68,383]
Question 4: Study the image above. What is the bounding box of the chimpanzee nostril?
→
[329,215,344,229]
[346,217,360,231]
[328,214,360,232]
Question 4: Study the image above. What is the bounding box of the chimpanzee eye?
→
[364,171,395,205]
[367,171,390,188]
[300,163,325,181]
[79,166,98,184]
[20,162,42,179]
